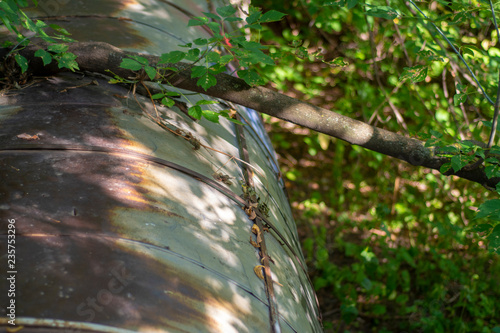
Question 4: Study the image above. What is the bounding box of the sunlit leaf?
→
[400,65,428,83]
[202,12,221,21]
[366,6,400,19]
[202,110,220,123]
[14,53,28,73]
[188,16,209,26]
[196,100,218,106]
[161,97,175,108]
[120,58,142,71]
[35,48,52,65]
[197,73,217,90]
[454,93,467,106]
[216,5,236,18]
[56,52,79,71]
[47,43,68,54]
[144,65,157,80]
[188,105,202,119]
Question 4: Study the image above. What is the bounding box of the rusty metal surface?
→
[0,0,323,332]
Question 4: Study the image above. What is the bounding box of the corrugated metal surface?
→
[0,1,322,332]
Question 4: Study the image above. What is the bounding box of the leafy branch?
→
[0,0,78,73]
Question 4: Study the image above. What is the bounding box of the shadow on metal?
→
[0,1,323,332]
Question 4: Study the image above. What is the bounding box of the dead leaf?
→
[253,265,265,280]
[249,237,260,248]
[17,133,39,140]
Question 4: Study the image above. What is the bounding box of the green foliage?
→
[112,5,284,124]
[258,0,500,330]
[0,0,77,72]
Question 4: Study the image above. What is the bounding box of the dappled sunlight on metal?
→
[0,0,323,332]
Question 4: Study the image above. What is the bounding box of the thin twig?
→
[487,0,500,148]
[487,70,500,148]
[363,9,408,131]
[408,0,494,105]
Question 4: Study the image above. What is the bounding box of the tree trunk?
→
[0,1,322,332]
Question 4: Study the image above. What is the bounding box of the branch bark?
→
[1,41,498,188]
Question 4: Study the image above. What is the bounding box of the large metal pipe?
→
[0,1,322,332]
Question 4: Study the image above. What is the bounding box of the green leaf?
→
[161,97,175,108]
[188,17,209,26]
[159,51,185,64]
[472,223,493,233]
[196,100,218,106]
[240,49,275,66]
[220,111,244,125]
[185,48,201,61]
[399,65,428,83]
[324,0,346,6]
[129,55,149,65]
[216,5,237,18]
[49,23,71,35]
[450,154,469,172]
[360,277,373,291]
[476,199,500,220]
[35,48,52,65]
[347,0,359,9]
[225,17,243,22]
[237,40,266,50]
[485,164,500,178]
[144,65,157,80]
[219,54,234,66]
[197,73,217,90]
[453,93,467,106]
[120,58,143,71]
[35,19,47,29]
[340,304,358,324]
[430,129,443,138]
[47,43,68,54]
[191,66,206,79]
[206,51,220,63]
[56,52,79,71]
[202,110,220,123]
[202,12,221,21]
[246,11,262,25]
[440,162,452,173]
[14,53,28,73]
[238,69,263,86]
[461,47,474,56]
[462,44,485,56]
[366,6,399,20]
[486,224,500,254]
[188,105,202,119]
[151,93,164,99]
[164,91,181,97]
[260,10,286,22]
[207,21,220,32]
[194,38,208,46]
[328,57,349,67]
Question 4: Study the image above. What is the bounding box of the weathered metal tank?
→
[0,1,323,332]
